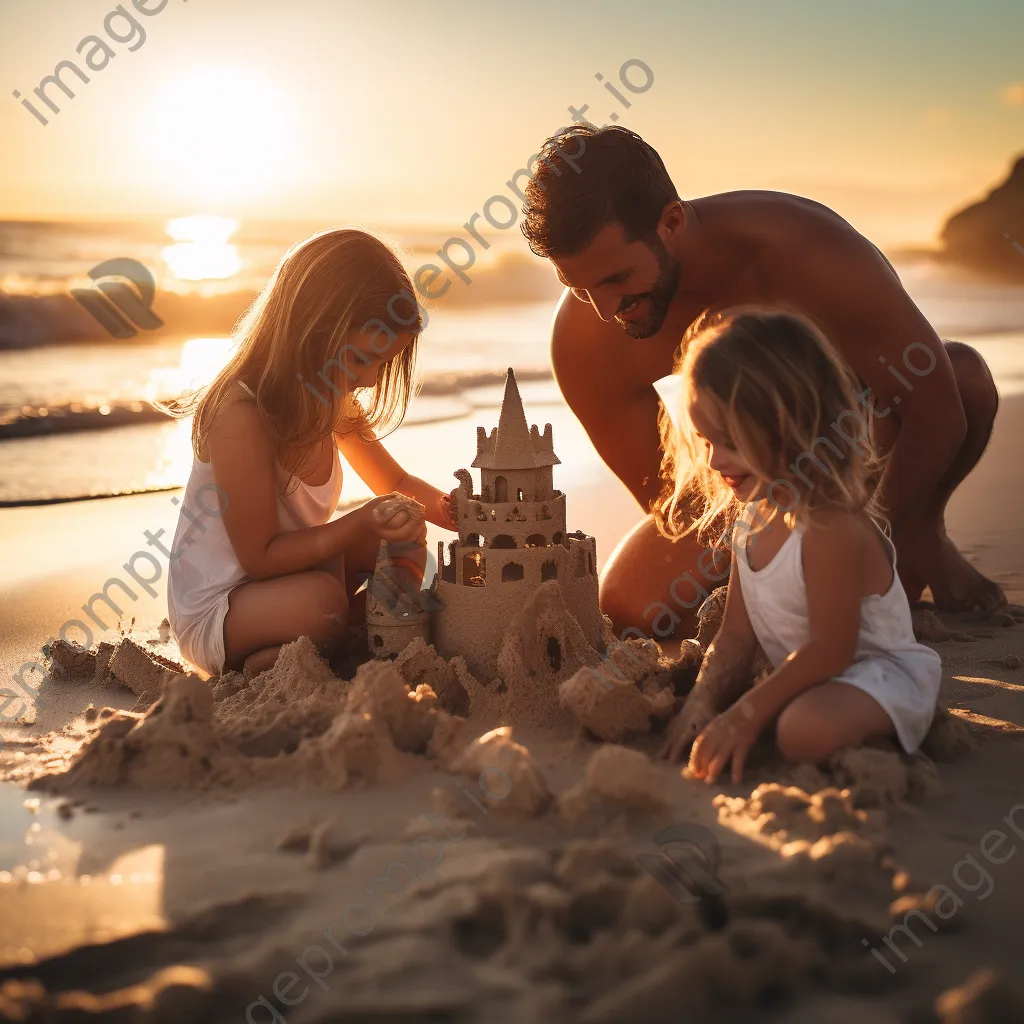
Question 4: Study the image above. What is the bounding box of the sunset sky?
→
[1,0,1022,247]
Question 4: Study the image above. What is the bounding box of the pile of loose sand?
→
[32,637,465,792]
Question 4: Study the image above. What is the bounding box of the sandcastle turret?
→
[366,541,430,658]
[427,368,603,681]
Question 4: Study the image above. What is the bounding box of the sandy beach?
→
[1,380,1023,1023]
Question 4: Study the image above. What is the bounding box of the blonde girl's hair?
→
[165,228,422,478]
[653,306,887,544]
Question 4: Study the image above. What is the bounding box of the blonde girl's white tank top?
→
[166,382,344,662]
[732,503,942,753]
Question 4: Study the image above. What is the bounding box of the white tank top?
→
[734,504,927,667]
[167,401,344,637]
[732,502,942,753]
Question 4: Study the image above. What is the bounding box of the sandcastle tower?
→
[365,540,431,658]
[428,368,604,681]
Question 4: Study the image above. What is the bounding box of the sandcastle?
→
[366,368,607,681]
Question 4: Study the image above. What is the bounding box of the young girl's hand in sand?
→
[687,693,767,784]
[660,692,719,763]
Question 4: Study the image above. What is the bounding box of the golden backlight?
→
[162,214,241,281]
[146,67,293,205]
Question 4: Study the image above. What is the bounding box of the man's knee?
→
[599,516,726,640]
[945,340,999,424]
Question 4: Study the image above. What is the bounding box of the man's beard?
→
[615,240,681,339]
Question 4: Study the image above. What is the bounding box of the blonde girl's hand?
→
[439,489,458,529]
[364,494,427,545]
[660,693,718,763]
[687,695,766,785]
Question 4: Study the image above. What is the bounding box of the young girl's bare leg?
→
[222,570,350,672]
[774,681,896,763]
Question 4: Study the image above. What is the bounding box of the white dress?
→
[167,441,343,676]
[733,504,942,753]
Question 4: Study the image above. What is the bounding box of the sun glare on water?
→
[162,214,241,281]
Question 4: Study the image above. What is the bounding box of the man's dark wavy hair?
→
[520,124,680,259]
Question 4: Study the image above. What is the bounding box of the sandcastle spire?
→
[472,368,559,469]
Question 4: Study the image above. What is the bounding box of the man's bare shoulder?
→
[697,190,891,275]
[550,289,640,396]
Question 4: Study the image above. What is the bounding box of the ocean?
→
[2,218,1024,505]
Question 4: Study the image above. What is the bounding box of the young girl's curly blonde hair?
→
[653,306,888,544]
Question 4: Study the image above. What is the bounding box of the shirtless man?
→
[521,124,1004,641]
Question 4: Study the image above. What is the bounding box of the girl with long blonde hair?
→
[166,228,456,677]
[659,308,941,780]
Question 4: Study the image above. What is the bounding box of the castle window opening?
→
[517,487,524,501]
[588,552,594,575]
[494,476,508,502]
[502,562,524,581]
[372,634,384,648]
[491,534,516,549]
[542,560,558,581]
[463,551,486,586]
[442,542,457,583]
[525,534,545,548]
[553,532,563,545]
[466,533,483,547]
[547,637,562,671]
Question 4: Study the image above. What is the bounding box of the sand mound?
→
[494,581,604,728]
[449,726,551,817]
[560,745,671,823]
[393,636,471,716]
[922,705,979,760]
[557,635,679,742]
[44,636,188,694]
[559,666,658,741]
[345,659,438,753]
[715,782,884,859]
[827,746,941,808]
[934,968,1024,1022]
[32,638,425,792]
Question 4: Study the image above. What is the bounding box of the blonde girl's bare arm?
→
[206,400,382,581]
[662,568,759,761]
[336,428,453,530]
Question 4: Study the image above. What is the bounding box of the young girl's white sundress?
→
[733,504,942,753]
[167,386,343,676]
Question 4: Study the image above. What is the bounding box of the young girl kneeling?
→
[166,229,456,677]
[660,308,941,782]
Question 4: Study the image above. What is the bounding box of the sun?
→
[145,67,294,205]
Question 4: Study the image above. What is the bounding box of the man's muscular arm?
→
[800,234,966,527]
[550,292,664,510]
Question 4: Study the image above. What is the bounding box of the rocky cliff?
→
[940,155,1024,282]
